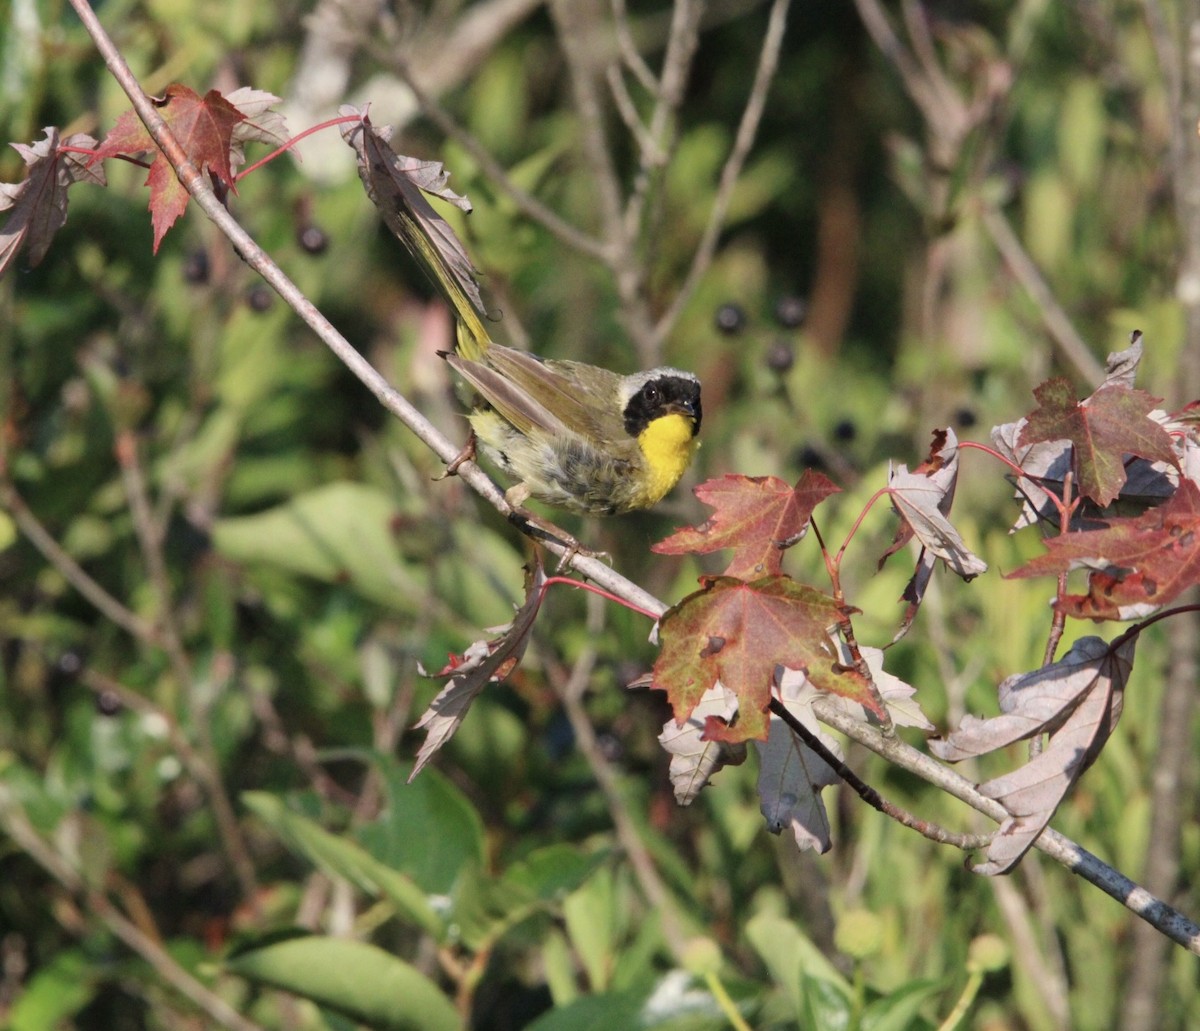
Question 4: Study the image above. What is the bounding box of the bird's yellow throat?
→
[637,413,700,504]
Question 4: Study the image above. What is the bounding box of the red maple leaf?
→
[652,472,841,579]
[1018,378,1177,507]
[652,575,881,745]
[1007,479,1200,619]
[96,84,247,252]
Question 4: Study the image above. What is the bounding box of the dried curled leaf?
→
[338,105,488,347]
[931,635,1134,874]
[656,682,746,805]
[410,558,546,779]
[883,429,987,581]
[880,429,985,640]
[1,128,105,277]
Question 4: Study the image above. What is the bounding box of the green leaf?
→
[860,978,944,1031]
[212,481,425,610]
[522,989,646,1031]
[745,912,851,1023]
[801,974,854,1031]
[243,792,445,939]
[225,934,461,1031]
[8,950,97,1031]
[563,866,617,992]
[356,757,486,896]
[502,844,612,904]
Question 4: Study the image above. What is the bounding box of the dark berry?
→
[298,224,329,255]
[833,418,857,442]
[765,339,795,373]
[796,444,826,471]
[183,249,210,285]
[596,732,624,762]
[774,295,807,328]
[246,284,273,312]
[96,690,122,716]
[715,303,746,335]
[954,406,978,429]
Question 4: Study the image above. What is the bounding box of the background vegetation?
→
[1,1,1197,1028]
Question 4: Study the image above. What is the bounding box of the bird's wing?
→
[449,346,625,443]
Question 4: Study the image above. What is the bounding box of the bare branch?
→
[814,699,1200,955]
[0,798,267,1031]
[980,206,1106,387]
[651,0,791,351]
[609,0,659,93]
[769,698,992,851]
[0,477,160,644]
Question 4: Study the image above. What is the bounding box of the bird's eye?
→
[643,383,660,404]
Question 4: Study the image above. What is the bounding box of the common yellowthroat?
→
[445,326,702,515]
[414,221,702,516]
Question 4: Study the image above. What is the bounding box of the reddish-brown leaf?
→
[1018,377,1177,507]
[1,129,105,278]
[96,85,247,251]
[1007,479,1200,620]
[652,471,841,579]
[652,575,880,746]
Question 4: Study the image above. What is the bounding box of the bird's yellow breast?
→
[636,413,699,505]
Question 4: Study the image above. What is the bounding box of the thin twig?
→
[0,477,160,644]
[548,0,629,251]
[813,698,1200,954]
[113,431,192,686]
[549,0,661,360]
[552,598,692,961]
[609,0,659,93]
[853,0,955,131]
[980,206,1106,386]
[606,63,666,167]
[622,0,704,237]
[112,431,260,904]
[651,0,791,352]
[0,798,267,1031]
[769,699,990,850]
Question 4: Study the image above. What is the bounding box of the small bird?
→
[417,234,700,517]
[444,325,702,516]
[378,157,701,516]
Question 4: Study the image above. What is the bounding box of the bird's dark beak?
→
[669,397,702,433]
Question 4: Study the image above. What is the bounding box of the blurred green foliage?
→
[1,2,1197,1030]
